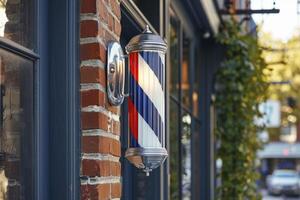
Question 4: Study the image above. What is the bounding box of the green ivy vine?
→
[215,21,268,200]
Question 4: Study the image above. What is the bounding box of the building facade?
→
[0,0,245,199]
[79,1,223,199]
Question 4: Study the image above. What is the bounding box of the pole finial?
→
[143,25,152,33]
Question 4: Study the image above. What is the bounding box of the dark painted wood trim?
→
[121,0,158,34]
[48,0,80,199]
[0,37,39,60]
[36,0,49,199]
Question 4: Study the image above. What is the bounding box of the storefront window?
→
[0,48,33,199]
[169,9,200,200]
[169,18,179,99]
[0,0,35,49]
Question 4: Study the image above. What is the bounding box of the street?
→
[261,190,300,200]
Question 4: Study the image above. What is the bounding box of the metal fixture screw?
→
[109,64,116,73]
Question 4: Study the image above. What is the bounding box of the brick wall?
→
[80,0,122,199]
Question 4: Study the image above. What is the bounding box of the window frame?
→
[168,1,200,199]
[0,0,80,199]
[0,3,40,196]
[0,38,39,60]
[0,36,38,200]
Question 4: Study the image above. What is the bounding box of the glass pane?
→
[0,0,35,49]
[169,99,179,200]
[169,18,179,99]
[181,111,191,200]
[191,120,200,198]
[193,49,200,117]
[0,48,33,199]
[181,35,191,109]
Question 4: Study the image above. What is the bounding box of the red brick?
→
[82,136,121,156]
[104,96,120,114]
[81,0,97,13]
[80,43,106,63]
[81,112,109,130]
[80,0,122,198]
[98,24,105,38]
[80,67,106,85]
[114,20,121,36]
[102,29,115,44]
[110,0,121,19]
[110,162,121,176]
[81,90,105,107]
[99,43,106,63]
[80,185,91,200]
[82,136,111,153]
[82,160,111,176]
[110,140,121,156]
[81,43,100,60]
[98,0,108,23]
[81,20,98,38]
[111,183,121,198]
[105,104,119,114]
[108,14,114,31]
[98,184,110,200]
[80,43,106,62]
[112,120,120,135]
[80,184,110,200]
[82,160,121,177]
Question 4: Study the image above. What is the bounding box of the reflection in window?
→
[193,48,200,117]
[169,18,179,99]
[0,0,34,49]
[0,49,33,199]
[169,14,180,200]
[170,100,179,200]
[169,9,200,200]
[181,35,190,109]
[181,112,191,200]
[192,92,198,116]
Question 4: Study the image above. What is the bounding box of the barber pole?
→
[128,51,165,148]
[125,25,168,176]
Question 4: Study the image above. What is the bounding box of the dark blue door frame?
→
[36,0,49,199]
[37,0,80,199]
[48,0,80,199]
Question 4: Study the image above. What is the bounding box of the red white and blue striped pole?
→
[128,51,165,148]
[125,25,168,175]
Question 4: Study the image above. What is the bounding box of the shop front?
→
[0,0,223,199]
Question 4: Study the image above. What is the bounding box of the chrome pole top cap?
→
[125,25,167,53]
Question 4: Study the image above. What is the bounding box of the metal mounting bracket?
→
[106,42,126,106]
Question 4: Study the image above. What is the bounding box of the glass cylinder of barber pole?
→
[125,25,168,176]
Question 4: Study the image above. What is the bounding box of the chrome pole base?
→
[125,147,168,176]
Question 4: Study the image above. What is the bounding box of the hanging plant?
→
[215,20,268,200]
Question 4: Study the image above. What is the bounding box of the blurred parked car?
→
[267,169,300,196]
